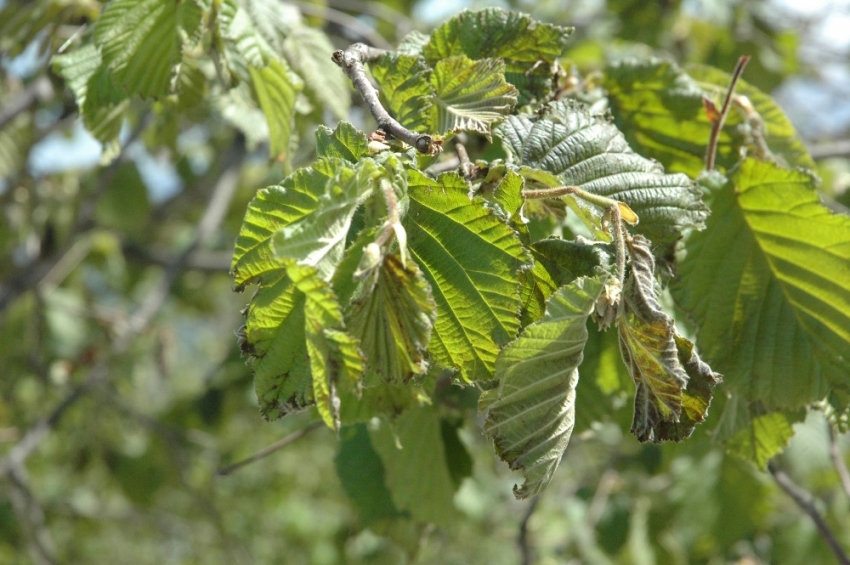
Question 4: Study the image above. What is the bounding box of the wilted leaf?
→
[481,276,605,498]
[619,235,720,442]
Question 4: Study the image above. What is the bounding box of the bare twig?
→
[828,424,850,501]
[518,496,540,565]
[332,44,442,155]
[0,75,54,131]
[768,461,850,565]
[217,422,324,476]
[809,139,850,160]
[705,55,750,171]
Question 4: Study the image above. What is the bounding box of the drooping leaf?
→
[423,8,572,103]
[370,406,464,527]
[284,25,351,120]
[249,59,301,159]
[217,0,277,70]
[429,56,517,136]
[604,58,815,178]
[348,255,436,384]
[241,261,362,426]
[494,99,708,245]
[316,122,370,163]
[404,170,529,381]
[93,0,203,99]
[619,235,720,443]
[672,159,850,409]
[231,158,362,288]
[480,276,605,499]
[52,45,128,144]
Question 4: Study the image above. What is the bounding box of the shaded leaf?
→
[672,159,850,409]
[715,395,805,468]
[249,59,301,159]
[619,235,720,442]
[335,424,400,524]
[404,170,529,381]
[370,406,462,527]
[481,276,605,498]
[370,53,433,133]
[494,100,708,245]
[348,255,436,384]
[423,8,572,103]
[283,25,350,120]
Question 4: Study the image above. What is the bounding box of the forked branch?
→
[332,44,442,155]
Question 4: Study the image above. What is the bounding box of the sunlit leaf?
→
[619,235,720,442]
[370,53,433,133]
[494,100,708,245]
[604,58,815,178]
[348,255,436,384]
[430,56,517,136]
[249,59,301,159]
[672,159,850,409]
[404,170,529,381]
[94,0,203,99]
[481,276,605,498]
[424,8,572,103]
[316,121,370,163]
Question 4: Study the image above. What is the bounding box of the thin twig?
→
[809,138,850,160]
[332,44,441,155]
[768,461,850,565]
[217,422,324,476]
[705,55,750,171]
[828,424,850,501]
[518,496,540,565]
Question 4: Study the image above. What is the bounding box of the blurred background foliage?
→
[1,0,849,564]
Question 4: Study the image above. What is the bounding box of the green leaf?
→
[603,59,815,178]
[271,160,377,281]
[283,25,351,120]
[215,83,268,150]
[94,0,203,99]
[232,158,357,288]
[423,8,572,103]
[370,54,517,137]
[241,261,362,427]
[480,276,605,499]
[619,235,720,442]
[370,406,462,527]
[494,100,708,245]
[404,170,529,381]
[715,395,805,468]
[429,56,517,136]
[217,0,277,69]
[335,424,400,524]
[316,122,370,163]
[672,159,850,409]
[249,59,301,159]
[348,255,437,384]
[52,45,128,144]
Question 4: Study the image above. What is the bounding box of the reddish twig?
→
[705,55,751,171]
